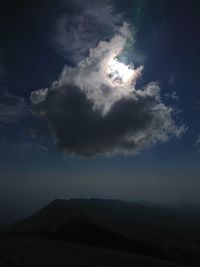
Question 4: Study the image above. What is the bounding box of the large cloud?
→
[30,23,186,157]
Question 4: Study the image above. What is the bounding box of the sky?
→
[0,0,200,224]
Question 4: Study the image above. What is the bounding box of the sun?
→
[105,55,143,87]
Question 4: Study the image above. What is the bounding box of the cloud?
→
[168,73,175,85]
[0,90,28,127]
[31,23,186,157]
[196,134,200,148]
[171,91,179,101]
[0,139,48,154]
[164,91,179,101]
[0,140,48,165]
[51,0,122,64]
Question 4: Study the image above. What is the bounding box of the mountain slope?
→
[0,234,190,267]
[5,198,200,265]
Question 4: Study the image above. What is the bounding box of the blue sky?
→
[0,0,200,223]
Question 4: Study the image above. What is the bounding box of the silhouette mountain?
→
[5,198,200,265]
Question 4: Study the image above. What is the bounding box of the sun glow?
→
[106,57,137,86]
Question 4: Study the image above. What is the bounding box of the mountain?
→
[4,198,200,266]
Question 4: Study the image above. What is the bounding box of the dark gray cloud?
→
[31,24,186,157]
[51,0,122,64]
[0,90,28,127]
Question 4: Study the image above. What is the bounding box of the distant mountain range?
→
[4,198,200,266]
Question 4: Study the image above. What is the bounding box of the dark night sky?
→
[0,0,200,224]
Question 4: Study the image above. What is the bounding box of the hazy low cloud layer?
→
[31,24,186,157]
[0,90,28,127]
